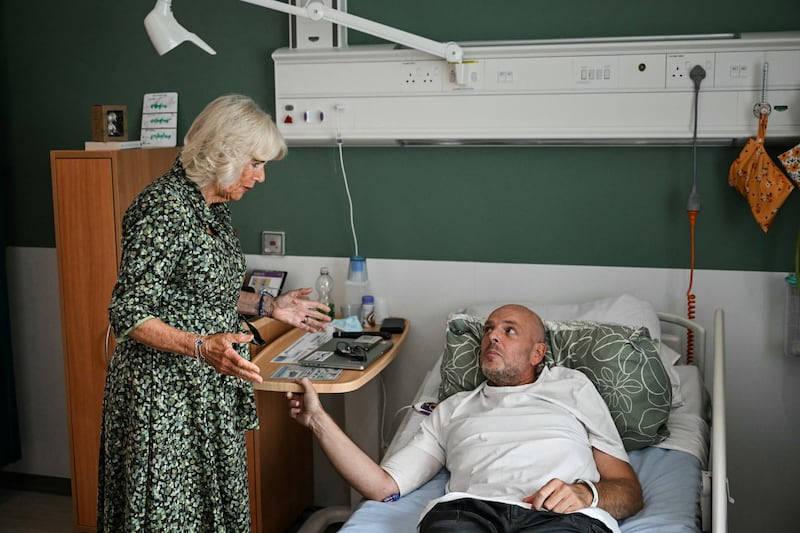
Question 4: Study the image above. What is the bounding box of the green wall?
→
[2,1,799,270]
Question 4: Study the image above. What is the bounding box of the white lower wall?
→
[5,247,800,532]
[4,247,68,478]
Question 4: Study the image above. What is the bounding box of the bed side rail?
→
[658,310,730,532]
[711,308,732,533]
[657,311,707,378]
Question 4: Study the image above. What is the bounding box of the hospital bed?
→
[338,295,729,533]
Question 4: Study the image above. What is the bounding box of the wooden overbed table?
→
[249,317,410,393]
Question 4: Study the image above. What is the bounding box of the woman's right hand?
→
[200,333,263,383]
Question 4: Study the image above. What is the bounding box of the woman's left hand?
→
[273,288,332,332]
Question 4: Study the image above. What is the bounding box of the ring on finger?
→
[302,317,308,324]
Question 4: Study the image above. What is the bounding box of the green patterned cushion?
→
[438,315,672,451]
[438,315,486,400]
[544,320,671,450]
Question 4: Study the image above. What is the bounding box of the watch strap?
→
[576,478,599,508]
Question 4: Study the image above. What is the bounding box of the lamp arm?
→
[239,0,463,63]
[239,0,308,18]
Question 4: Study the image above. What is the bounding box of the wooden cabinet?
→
[50,147,180,532]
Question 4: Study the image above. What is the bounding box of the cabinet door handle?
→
[105,324,113,367]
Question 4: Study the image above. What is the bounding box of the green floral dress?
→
[98,157,258,532]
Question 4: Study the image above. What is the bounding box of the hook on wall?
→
[753,62,772,117]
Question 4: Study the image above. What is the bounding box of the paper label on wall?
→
[142,112,177,129]
[141,128,177,147]
[143,92,178,113]
[141,92,178,146]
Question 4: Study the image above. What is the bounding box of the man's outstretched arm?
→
[287,377,399,501]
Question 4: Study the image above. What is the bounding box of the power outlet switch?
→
[261,231,285,256]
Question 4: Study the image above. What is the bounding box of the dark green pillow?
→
[438,315,672,450]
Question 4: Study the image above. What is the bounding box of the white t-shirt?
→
[381,366,628,533]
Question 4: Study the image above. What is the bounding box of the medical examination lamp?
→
[145,0,465,67]
[145,0,217,55]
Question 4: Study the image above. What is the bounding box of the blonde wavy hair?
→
[180,94,287,188]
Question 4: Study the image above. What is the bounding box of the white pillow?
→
[465,293,662,341]
[659,344,685,407]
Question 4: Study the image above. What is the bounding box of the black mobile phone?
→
[380,318,405,334]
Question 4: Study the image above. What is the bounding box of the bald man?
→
[287,305,642,533]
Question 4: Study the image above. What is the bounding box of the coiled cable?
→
[685,64,706,364]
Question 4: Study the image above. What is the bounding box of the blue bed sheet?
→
[339,447,701,533]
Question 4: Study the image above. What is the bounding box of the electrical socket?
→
[261,231,285,256]
[400,62,441,90]
[666,53,715,88]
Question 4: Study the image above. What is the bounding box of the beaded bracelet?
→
[258,291,274,318]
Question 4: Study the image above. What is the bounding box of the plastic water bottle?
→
[360,295,375,327]
[315,267,335,319]
[344,256,370,318]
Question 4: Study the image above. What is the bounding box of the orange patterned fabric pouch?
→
[728,114,794,232]
[778,142,800,185]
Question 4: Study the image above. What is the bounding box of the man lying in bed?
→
[286,304,643,533]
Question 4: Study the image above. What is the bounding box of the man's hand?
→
[287,377,322,428]
[524,449,643,519]
[523,478,592,513]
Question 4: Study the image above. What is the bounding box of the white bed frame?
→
[658,309,729,533]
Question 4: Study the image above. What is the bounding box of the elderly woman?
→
[97,94,330,532]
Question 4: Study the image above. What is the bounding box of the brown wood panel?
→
[250,392,313,533]
[247,318,307,532]
[110,148,179,259]
[51,157,118,531]
[245,432,259,533]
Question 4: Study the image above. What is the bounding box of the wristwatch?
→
[575,479,599,508]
